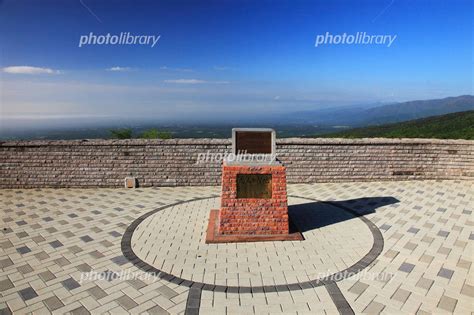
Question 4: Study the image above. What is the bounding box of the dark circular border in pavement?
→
[121,194,384,292]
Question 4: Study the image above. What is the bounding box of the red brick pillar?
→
[218,165,289,235]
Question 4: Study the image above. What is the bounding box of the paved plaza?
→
[0,180,473,314]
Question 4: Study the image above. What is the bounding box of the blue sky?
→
[0,0,472,124]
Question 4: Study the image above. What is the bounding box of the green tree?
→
[109,128,133,139]
[139,128,172,139]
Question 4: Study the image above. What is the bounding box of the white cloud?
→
[163,79,229,84]
[107,66,132,72]
[164,79,206,84]
[3,66,61,75]
[160,66,193,72]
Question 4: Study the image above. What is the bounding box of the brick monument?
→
[206,128,303,243]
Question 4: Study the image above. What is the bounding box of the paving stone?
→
[457,259,471,270]
[89,250,104,258]
[421,236,434,244]
[416,308,431,315]
[49,240,63,248]
[127,279,147,290]
[147,305,170,315]
[437,246,451,255]
[38,271,56,282]
[110,255,129,266]
[45,227,57,233]
[116,295,138,310]
[101,270,118,281]
[399,262,415,273]
[70,306,91,315]
[0,307,12,315]
[392,288,411,303]
[88,285,108,299]
[437,230,450,238]
[437,268,454,280]
[2,227,13,234]
[100,240,113,247]
[68,245,83,254]
[17,264,33,274]
[109,231,121,237]
[63,231,75,238]
[61,277,81,290]
[415,277,434,290]
[34,251,49,260]
[384,250,398,259]
[437,295,457,312]
[0,258,13,269]
[2,217,13,223]
[407,227,419,234]
[18,287,38,301]
[76,263,92,272]
[54,257,71,267]
[157,285,179,299]
[80,235,93,242]
[460,283,473,297]
[423,222,434,229]
[454,240,467,249]
[16,231,28,238]
[391,232,404,240]
[31,235,45,244]
[43,296,64,311]
[16,246,31,254]
[0,279,14,291]
[348,281,369,295]
[404,242,417,251]
[363,300,385,314]
[419,254,434,264]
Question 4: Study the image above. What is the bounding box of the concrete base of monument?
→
[205,209,304,243]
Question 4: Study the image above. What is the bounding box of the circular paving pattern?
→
[124,196,379,289]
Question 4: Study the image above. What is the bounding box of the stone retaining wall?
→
[1,138,473,188]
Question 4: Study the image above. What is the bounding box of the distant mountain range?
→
[324,110,474,140]
[2,95,473,140]
[283,95,474,127]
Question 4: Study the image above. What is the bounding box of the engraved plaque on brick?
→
[236,174,272,199]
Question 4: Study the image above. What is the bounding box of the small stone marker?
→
[124,177,137,188]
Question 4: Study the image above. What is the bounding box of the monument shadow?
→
[288,196,399,232]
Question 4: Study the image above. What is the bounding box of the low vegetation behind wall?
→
[1,138,472,188]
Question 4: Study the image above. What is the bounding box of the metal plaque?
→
[236,174,272,198]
